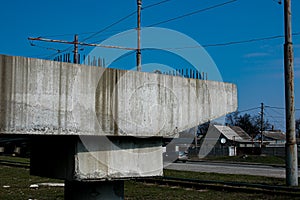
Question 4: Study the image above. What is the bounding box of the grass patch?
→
[0,165,64,200]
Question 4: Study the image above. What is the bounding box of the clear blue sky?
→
[0,0,299,131]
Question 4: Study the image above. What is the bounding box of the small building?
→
[262,130,286,144]
[257,130,286,157]
[198,124,260,157]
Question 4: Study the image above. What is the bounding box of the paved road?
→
[164,161,300,178]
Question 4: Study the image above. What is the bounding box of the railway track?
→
[138,176,300,197]
[0,158,30,168]
[1,157,299,197]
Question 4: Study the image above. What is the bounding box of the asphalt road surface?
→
[164,161,300,178]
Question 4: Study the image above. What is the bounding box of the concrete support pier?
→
[30,135,160,199]
[64,180,124,200]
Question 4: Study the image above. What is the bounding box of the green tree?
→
[237,114,259,136]
[225,111,239,126]
[197,121,210,136]
[225,112,271,138]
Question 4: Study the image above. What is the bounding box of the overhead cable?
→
[147,0,238,27]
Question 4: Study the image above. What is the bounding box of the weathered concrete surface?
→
[30,136,162,180]
[0,55,237,136]
[75,136,162,180]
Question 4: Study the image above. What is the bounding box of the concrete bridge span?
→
[0,54,237,136]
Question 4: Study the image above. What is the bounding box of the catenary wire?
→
[266,105,300,111]
[147,0,238,27]
[151,32,300,50]
[37,0,174,39]
[82,0,175,42]
[143,0,173,10]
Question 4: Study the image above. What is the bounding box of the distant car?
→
[176,151,188,163]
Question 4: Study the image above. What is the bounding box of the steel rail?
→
[137,176,300,196]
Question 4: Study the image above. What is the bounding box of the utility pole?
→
[260,103,264,147]
[284,0,298,186]
[136,0,142,71]
[73,34,79,64]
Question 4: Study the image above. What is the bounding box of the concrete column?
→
[64,180,124,200]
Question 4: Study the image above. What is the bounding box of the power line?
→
[81,12,136,43]
[265,110,284,123]
[237,107,260,113]
[235,104,299,115]
[264,108,285,119]
[41,0,176,59]
[203,35,283,47]
[152,32,300,50]
[39,29,131,38]
[91,29,136,44]
[263,108,286,131]
[84,0,174,41]
[203,32,300,47]
[83,0,174,44]
[143,0,173,10]
[267,107,285,116]
[147,0,238,27]
[265,106,285,110]
[266,105,300,111]
[108,50,136,67]
[43,9,137,59]
[38,31,98,38]
[81,0,174,43]
[38,1,173,41]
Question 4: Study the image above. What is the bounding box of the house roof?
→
[230,126,252,140]
[213,125,250,142]
[263,131,286,141]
